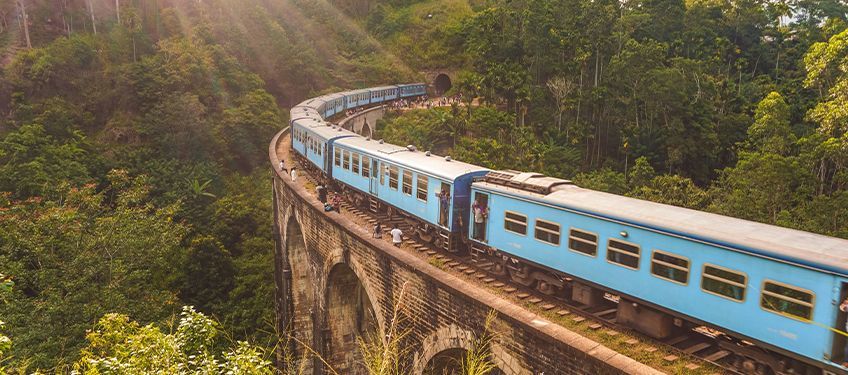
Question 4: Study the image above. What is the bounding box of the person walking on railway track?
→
[390,225,403,247]
[373,222,382,239]
[290,167,298,182]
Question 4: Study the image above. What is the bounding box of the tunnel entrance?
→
[433,73,452,95]
[326,263,377,374]
[285,216,316,373]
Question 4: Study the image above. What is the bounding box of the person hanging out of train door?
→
[436,185,451,227]
[839,296,848,367]
[472,193,489,241]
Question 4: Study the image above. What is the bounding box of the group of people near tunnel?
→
[387,94,463,112]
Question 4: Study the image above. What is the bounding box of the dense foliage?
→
[373,0,848,238]
[0,0,412,371]
[0,0,846,371]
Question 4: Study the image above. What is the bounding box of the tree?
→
[16,0,30,49]
[546,76,575,135]
[74,306,274,374]
[0,171,188,370]
[747,91,795,155]
[709,152,807,223]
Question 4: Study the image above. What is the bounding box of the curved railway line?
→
[276,130,735,375]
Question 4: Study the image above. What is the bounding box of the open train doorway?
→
[834,283,848,366]
[472,192,489,242]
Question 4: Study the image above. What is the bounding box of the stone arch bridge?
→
[269,126,660,374]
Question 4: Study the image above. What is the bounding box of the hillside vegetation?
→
[372,0,848,238]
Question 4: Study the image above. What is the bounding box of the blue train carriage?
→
[290,117,356,177]
[468,170,848,374]
[344,89,371,110]
[398,83,427,98]
[369,85,400,104]
[332,137,489,252]
[320,93,346,119]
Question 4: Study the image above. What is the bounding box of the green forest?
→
[0,0,846,372]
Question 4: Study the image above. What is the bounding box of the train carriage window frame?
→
[352,153,360,174]
[568,228,598,257]
[700,264,747,303]
[402,170,413,196]
[650,250,690,285]
[389,165,399,190]
[534,219,561,246]
[760,280,815,322]
[334,149,341,167]
[503,211,528,236]
[342,150,350,170]
[362,156,371,178]
[606,239,641,270]
[417,174,428,202]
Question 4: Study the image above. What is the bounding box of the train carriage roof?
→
[335,137,489,182]
[474,176,848,275]
[369,85,400,92]
[293,118,357,141]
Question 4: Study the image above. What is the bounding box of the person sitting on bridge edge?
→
[279,159,287,173]
[331,193,342,212]
[390,225,403,247]
[316,183,327,204]
[373,222,382,239]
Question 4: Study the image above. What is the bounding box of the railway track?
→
[288,146,741,375]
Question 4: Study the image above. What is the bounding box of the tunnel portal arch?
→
[433,73,452,95]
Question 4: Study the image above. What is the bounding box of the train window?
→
[334,149,341,167]
[761,281,814,321]
[343,150,350,170]
[534,219,560,245]
[389,166,399,190]
[651,250,689,284]
[701,264,746,302]
[504,211,527,235]
[606,239,640,270]
[352,153,360,174]
[402,170,413,195]
[568,229,598,256]
[362,156,371,178]
[417,175,428,201]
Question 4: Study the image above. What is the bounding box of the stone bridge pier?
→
[270,127,660,375]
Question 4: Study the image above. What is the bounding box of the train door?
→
[370,159,379,196]
[472,192,489,242]
[438,182,451,228]
[833,282,848,365]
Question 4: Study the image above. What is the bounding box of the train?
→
[288,83,848,375]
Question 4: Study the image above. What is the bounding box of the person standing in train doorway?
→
[436,188,450,227]
[840,297,848,366]
[472,197,489,241]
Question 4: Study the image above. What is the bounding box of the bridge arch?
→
[323,261,379,374]
[284,211,319,373]
[412,325,512,375]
